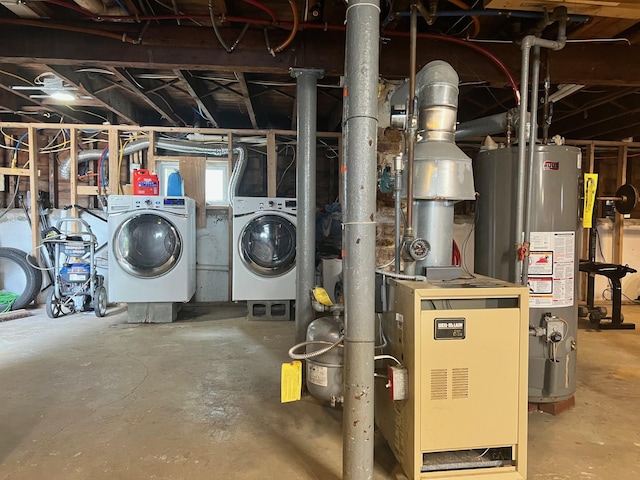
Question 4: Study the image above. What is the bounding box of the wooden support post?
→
[28,126,39,251]
[147,130,156,172]
[48,154,58,209]
[179,156,206,228]
[69,128,78,213]
[612,144,628,264]
[267,131,277,197]
[108,128,119,195]
[227,132,235,200]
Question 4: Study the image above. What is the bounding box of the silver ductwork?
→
[455,107,521,141]
[59,139,247,199]
[226,146,247,204]
[399,60,475,271]
[399,61,475,202]
[416,60,459,142]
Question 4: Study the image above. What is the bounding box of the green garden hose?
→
[0,291,20,313]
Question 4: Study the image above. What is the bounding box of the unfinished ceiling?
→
[1,0,640,140]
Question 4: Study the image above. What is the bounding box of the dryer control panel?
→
[233,197,297,215]
[107,195,191,214]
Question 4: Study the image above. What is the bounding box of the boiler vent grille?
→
[430,369,448,400]
[452,368,469,399]
[430,368,470,400]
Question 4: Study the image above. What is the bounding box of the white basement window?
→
[155,159,229,206]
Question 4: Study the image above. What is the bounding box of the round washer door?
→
[114,213,182,278]
[240,214,296,277]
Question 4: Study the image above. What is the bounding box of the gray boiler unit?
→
[474,144,580,403]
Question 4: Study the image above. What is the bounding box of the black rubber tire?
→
[46,288,62,318]
[94,285,107,318]
[0,247,43,310]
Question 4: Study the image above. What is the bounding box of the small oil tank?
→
[305,315,344,405]
[474,144,580,403]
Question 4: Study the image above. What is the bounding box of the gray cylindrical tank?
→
[474,145,580,403]
[305,316,344,404]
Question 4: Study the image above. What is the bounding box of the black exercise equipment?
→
[580,182,638,330]
[579,260,636,330]
[597,183,639,215]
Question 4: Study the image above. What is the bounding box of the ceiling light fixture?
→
[11,73,78,102]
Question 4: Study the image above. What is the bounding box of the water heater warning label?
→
[528,231,575,308]
[434,318,466,340]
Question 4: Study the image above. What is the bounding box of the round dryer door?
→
[114,213,182,278]
[240,214,296,277]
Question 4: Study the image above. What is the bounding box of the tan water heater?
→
[376,276,529,479]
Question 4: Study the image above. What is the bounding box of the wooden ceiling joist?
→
[4,25,640,87]
[174,70,220,127]
[111,68,181,127]
[0,90,38,122]
[484,0,640,19]
[552,87,640,124]
[235,72,258,129]
[46,65,139,125]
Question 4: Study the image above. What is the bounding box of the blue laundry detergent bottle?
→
[167,170,184,196]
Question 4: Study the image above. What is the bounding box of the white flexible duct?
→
[59,139,247,200]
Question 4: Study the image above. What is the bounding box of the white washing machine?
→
[232,197,297,301]
[108,195,196,303]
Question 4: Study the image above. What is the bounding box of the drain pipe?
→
[394,153,403,274]
[342,0,379,477]
[514,6,567,284]
[291,67,324,344]
[522,45,542,283]
[403,3,418,275]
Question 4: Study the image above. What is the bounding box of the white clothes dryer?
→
[108,195,196,303]
[232,197,297,301]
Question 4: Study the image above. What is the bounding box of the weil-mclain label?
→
[434,318,466,340]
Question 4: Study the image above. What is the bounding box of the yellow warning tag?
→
[281,361,302,403]
[583,173,598,229]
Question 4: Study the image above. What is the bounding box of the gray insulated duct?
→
[59,139,247,199]
[400,61,475,269]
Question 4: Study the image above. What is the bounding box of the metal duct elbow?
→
[403,60,475,201]
[416,60,460,142]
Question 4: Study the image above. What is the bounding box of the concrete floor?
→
[0,303,639,480]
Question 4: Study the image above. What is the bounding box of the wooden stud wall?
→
[0,122,341,251]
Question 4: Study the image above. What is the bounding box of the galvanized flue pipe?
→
[342,0,380,477]
[291,67,324,343]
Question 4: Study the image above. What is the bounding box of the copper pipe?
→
[271,0,299,54]
[0,18,139,43]
[405,3,418,233]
